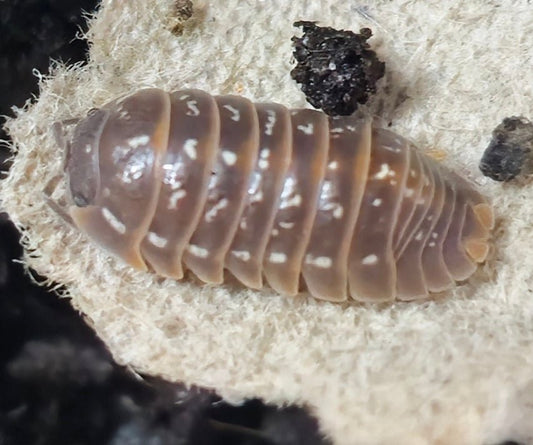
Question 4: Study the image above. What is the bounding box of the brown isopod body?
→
[57,88,494,302]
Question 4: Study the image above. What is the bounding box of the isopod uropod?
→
[53,88,494,302]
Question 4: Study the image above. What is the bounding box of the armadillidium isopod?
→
[54,88,493,302]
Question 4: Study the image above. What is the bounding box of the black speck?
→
[479,116,533,181]
[290,21,385,116]
[169,0,193,35]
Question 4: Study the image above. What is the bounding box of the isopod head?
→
[64,108,108,207]
[62,89,171,270]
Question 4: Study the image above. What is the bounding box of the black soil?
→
[479,116,533,181]
[291,21,385,116]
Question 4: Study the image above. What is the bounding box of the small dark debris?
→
[290,21,385,116]
[169,0,194,35]
[494,442,527,445]
[479,116,533,181]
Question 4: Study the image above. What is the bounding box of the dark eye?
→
[73,192,89,207]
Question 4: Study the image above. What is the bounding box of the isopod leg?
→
[42,174,75,227]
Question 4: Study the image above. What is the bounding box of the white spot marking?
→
[373,163,395,180]
[128,134,150,148]
[205,198,228,222]
[269,252,287,264]
[168,189,187,209]
[102,208,126,234]
[271,228,279,237]
[404,188,414,198]
[250,190,263,204]
[333,205,344,219]
[121,162,144,184]
[320,180,333,200]
[297,123,314,135]
[85,144,92,153]
[426,215,433,221]
[247,172,261,196]
[372,198,382,207]
[428,241,436,247]
[431,232,438,239]
[118,109,129,120]
[390,179,398,186]
[382,144,402,153]
[186,100,200,116]
[331,127,344,134]
[148,232,168,248]
[162,162,184,190]
[187,244,209,258]
[279,221,295,229]
[281,176,297,200]
[394,137,404,146]
[222,150,237,166]
[223,104,240,121]
[111,145,131,164]
[179,94,190,100]
[346,125,357,132]
[280,194,302,209]
[410,169,417,178]
[258,148,270,170]
[305,255,332,268]
[183,138,198,160]
[328,161,338,170]
[168,179,183,191]
[415,230,424,241]
[265,110,276,135]
[240,219,248,230]
[322,202,344,219]
[232,250,251,261]
[362,254,378,265]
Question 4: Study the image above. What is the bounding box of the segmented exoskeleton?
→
[54,88,493,302]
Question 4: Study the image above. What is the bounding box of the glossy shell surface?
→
[61,88,493,302]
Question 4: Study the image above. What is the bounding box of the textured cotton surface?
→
[2,1,533,444]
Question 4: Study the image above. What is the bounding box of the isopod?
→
[53,88,494,302]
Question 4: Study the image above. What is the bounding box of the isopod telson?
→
[53,88,494,302]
